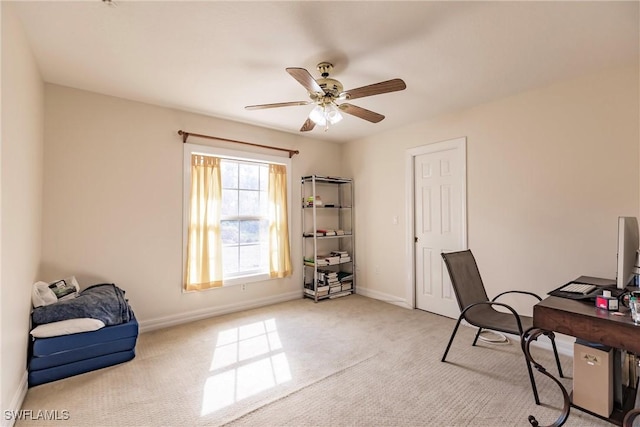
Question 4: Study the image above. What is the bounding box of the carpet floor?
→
[18,294,613,426]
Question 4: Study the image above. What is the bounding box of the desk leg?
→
[522,327,571,427]
[614,349,624,408]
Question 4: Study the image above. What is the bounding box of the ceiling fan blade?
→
[341,78,406,101]
[245,101,312,110]
[300,118,316,132]
[339,103,385,123]
[286,67,324,94]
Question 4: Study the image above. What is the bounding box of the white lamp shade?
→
[309,103,343,127]
[309,105,326,126]
[325,104,343,124]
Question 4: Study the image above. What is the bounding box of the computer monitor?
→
[616,216,639,289]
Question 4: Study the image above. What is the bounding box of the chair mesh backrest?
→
[441,250,490,312]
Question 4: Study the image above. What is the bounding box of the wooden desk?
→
[534,296,640,355]
[531,296,639,426]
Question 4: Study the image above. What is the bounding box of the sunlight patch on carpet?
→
[201,318,291,416]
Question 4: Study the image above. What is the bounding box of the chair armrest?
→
[492,290,542,302]
[460,301,525,332]
[523,327,570,427]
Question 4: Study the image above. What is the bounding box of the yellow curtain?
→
[268,164,292,278]
[184,155,223,291]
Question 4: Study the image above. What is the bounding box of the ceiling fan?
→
[245,62,406,132]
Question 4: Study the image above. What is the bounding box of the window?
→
[220,159,269,278]
[183,143,292,291]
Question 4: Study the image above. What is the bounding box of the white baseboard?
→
[355,287,412,309]
[478,328,574,358]
[138,290,303,333]
[2,370,28,427]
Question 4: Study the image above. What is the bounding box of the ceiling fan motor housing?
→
[317,78,343,97]
[314,62,343,99]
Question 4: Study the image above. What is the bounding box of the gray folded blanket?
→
[31,283,132,327]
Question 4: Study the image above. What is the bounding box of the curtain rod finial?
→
[178,130,189,143]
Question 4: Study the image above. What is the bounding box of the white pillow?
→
[32,276,80,308]
[30,318,105,338]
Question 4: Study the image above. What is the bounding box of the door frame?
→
[404,137,468,309]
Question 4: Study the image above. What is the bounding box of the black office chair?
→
[440,249,564,405]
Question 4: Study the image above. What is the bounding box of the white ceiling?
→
[12,1,639,143]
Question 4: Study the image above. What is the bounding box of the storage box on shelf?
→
[302,175,355,302]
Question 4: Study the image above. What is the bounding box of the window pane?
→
[222,189,239,216]
[240,245,261,271]
[221,221,239,244]
[260,166,268,191]
[259,191,268,217]
[221,161,238,189]
[223,246,239,274]
[260,219,268,239]
[239,164,259,190]
[240,220,260,243]
[239,190,260,216]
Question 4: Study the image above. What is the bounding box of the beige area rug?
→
[18,295,611,426]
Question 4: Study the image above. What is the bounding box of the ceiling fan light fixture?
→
[308,105,326,125]
[325,103,343,125]
[309,103,343,130]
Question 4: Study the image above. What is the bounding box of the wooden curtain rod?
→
[178,130,299,158]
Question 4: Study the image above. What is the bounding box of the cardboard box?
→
[573,341,613,417]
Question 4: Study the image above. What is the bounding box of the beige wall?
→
[1,2,44,418]
[41,85,342,329]
[344,64,640,316]
[4,4,638,412]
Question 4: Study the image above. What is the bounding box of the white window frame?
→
[183,142,292,289]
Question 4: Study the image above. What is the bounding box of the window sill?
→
[223,273,271,287]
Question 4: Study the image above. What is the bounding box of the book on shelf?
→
[304,288,329,297]
[316,270,338,282]
[341,282,353,291]
[303,232,324,237]
[305,257,328,266]
[327,258,341,265]
[329,290,352,299]
[317,229,337,236]
[316,254,340,265]
[328,251,351,263]
[329,285,343,294]
[337,272,354,282]
[317,268,338,279]
[305,282,324,289]
[304,283,330,297]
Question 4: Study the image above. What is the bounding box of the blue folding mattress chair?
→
[28,283,139,387]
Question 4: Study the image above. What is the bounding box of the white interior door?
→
[413,138,466,318]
